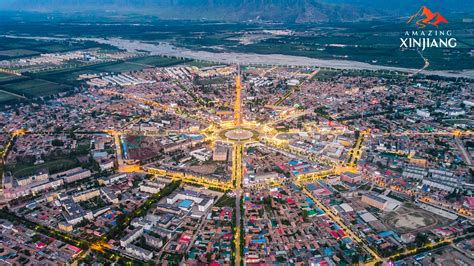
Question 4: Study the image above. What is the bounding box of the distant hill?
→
[1,0,472,23]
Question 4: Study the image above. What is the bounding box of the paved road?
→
[234,189,242,266]
[232,143,244,266]
[455,137,472,165]
[301,186,381,265]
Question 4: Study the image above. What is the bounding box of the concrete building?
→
[166,189,214,213]
[98,173,128,185]
[422,169,459,192]
[361,193,388,211]
[31,179,64,195]
[416,109,430,118]
[213,144,228,161]
[99,159,115,171]
[120,226,144,247]
[402,166,427,180]
[125,244,153,260]
[190,148,212,162]
[17,173,49,187]
[101,187,119,204]
[144,234,163,249]
[72,189,100,203]
[58,222,74,232]
[140,181,165,194]
[61,198,93,225]
[61,169,92,183]
[341,172,362,184]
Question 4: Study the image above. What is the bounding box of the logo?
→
[407,6,448,28]
[400,6,456,51]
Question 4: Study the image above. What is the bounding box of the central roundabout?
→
[224,128,254,141]
[217,126,260,143]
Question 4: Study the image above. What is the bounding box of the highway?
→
[232,143,244,266]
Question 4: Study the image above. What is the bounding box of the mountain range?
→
[1,0,472,23]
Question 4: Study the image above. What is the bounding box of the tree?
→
[415,233,429,247]
[51,139,64,146]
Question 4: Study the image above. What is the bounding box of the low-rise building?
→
[17,172,49,187]
[61,198,93,225]
[125,244,153,261]
[60,168,92,183]
[101,187,119,204]
[361,193,388,210]
[120,226,144,247]
[341,172,362,184]
[144,234,163,249]
[140,181,165,194]
[98,173,128,185]
[213,144,228,161]
[166,189,214,213]
[72,189,100,202]
[58,222,74,232]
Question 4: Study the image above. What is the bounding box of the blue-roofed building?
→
[342,237,353,244]
[178,199,194,210]
[324,247,333,256]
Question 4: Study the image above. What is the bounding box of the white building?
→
[190,148,212,162]
[120,226,144,247]
[140,181,165,194]
[416,109,430,118]
[125,244,153,260]
[166,190,214,213]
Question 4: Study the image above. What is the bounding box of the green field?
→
[0,91,21,104]
[127,56,190,67]
[185,60,218,68]
[94,62,150,73]
[0,37,117,54]
[0,73,23,83]
[96,56,189,73]
[27,56,189,85]
[0,54,192,104]
[0,79,71,98]
[11,159,78,178]
[0,49,39,58]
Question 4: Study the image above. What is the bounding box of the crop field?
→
[27,63,115,86]
[95,57,189,73]
[0,36,117,56]
[0,49,39,58]
[0,54,192,105]
[9,159,78,178]
[127,56,190,67]
[0,73,23,82]
[0,91,21,104]
[0,79,71,98]
[93,62,150,73]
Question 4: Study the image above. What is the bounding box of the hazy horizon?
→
[1,0,473,23]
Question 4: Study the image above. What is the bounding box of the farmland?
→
[0,79,71,98]
[0,91,21,103]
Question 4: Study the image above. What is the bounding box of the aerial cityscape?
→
[0,1,473,265]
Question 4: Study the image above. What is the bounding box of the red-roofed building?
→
[464,197,474,210]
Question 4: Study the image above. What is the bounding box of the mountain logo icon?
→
[407,6,448,28]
